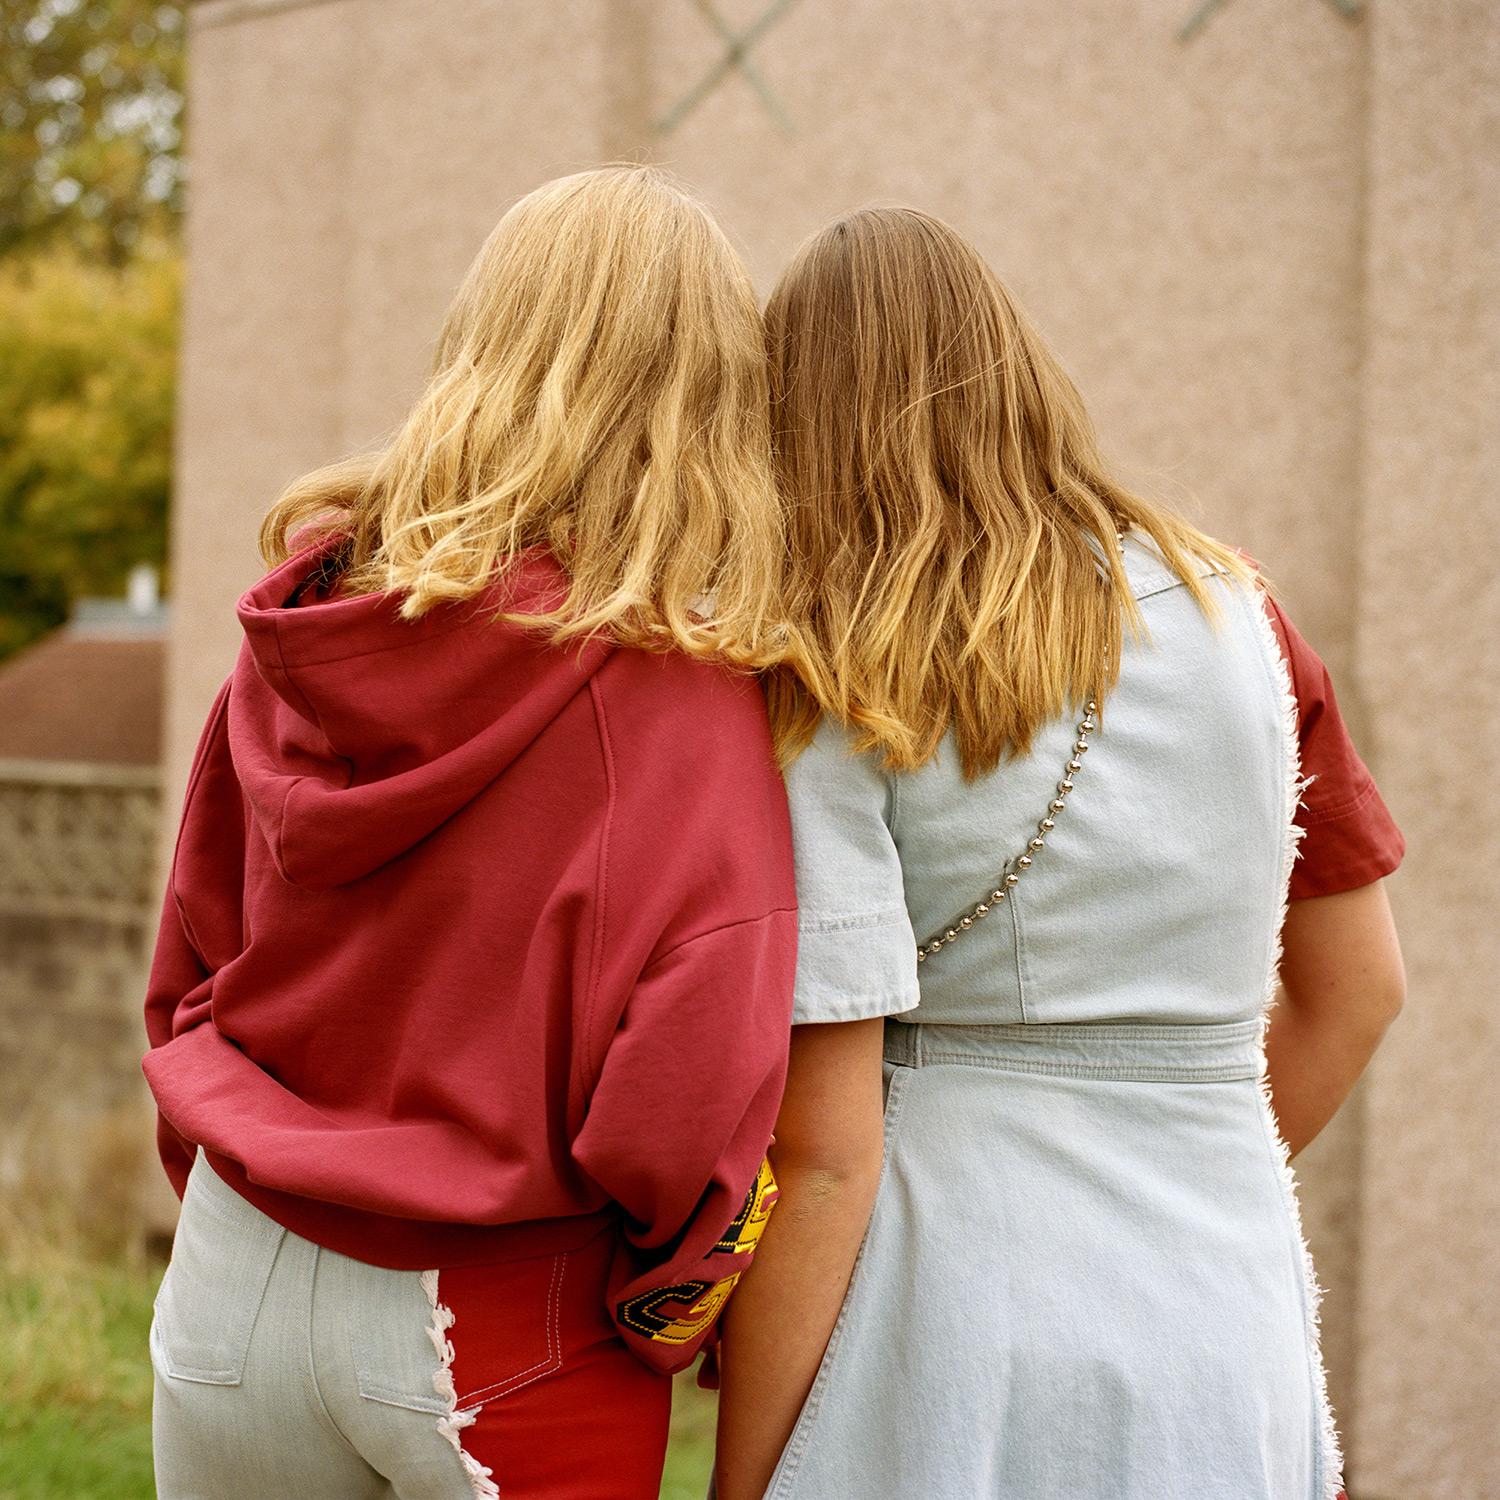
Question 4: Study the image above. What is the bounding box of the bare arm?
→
[714,1018,887,1500]
[1264,879,1405,1157]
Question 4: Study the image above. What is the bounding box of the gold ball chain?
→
[915,697,1099,965]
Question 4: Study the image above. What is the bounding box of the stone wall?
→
[0,761,162,1244]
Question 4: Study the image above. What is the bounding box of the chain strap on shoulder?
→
[915,698,1098,964]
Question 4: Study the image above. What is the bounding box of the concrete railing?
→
[0,759,164,1240]
[0,759,161,922]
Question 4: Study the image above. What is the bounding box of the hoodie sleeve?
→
[575,914,792,1372]
[143,890,214,1197]
[569,658,798,1374]
[141,679,247,1196]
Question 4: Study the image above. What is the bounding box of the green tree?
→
[0,0,181,660]
[0,250,176,659]
[1,0,184,264]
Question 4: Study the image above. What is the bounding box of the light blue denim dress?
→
[771,537,1337,1500]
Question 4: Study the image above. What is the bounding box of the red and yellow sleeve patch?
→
[711,1155,778,1256]
[615,1157,778,1346]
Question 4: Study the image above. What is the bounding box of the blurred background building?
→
[0,0,1493,1495]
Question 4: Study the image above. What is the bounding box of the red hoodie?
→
[142,540,797,1372]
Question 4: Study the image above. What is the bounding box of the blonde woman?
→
[144,167,795,1500]
[713,209,1406,1500]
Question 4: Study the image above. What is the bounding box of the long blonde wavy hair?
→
[261,166,788,666]
[763,207,1250,777]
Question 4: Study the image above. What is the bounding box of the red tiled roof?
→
[0,630,164,766]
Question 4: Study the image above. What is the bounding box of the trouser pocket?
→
[150,1156,286,1385]
[439,1249,571,1406]
[347,1258,457,1415]
[348,1242,589,1415]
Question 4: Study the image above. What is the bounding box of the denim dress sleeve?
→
[783,720,920,1025]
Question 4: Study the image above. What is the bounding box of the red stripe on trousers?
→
[438,1229,673,1500]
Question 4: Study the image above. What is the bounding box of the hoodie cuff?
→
[609,1156,778,1374]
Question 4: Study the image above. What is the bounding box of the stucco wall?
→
[170,0,613,825]
[167,2,1497,1492]
[650,0,1369,686]
[1352,4,1500,1495]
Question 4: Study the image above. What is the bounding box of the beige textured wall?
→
[167,1,1497,1492]
[651,0,1368,683]
[168,0,610,825]
[1352,3,1500,1496]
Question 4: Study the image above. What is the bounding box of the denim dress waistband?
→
[882,1016,1264,1082]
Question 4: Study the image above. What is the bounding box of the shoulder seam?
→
[645,907,798,971]
[800,907,909,936]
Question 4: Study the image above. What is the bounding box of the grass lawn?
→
[661,1371,717,1500]
[0,1227,159,1500]
[0,1228,715,1500]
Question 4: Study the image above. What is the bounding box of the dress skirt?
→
[763,1019,1335,1500]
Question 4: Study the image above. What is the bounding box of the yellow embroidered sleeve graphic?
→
[615,1157,778,1345]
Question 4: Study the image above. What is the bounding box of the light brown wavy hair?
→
[763,207,1250,777]
[261,166,788,666]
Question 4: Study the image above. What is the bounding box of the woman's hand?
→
[713,1017,887,1500]
[1265,878,1405,1157]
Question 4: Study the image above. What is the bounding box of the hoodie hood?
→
[230,542,614,890]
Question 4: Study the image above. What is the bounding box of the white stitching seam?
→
[457,1252,566,1404]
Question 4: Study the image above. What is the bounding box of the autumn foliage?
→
[0,0,180,660]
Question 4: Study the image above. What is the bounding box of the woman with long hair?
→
[144,166,795,1500]
[713,208,1405,1500]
